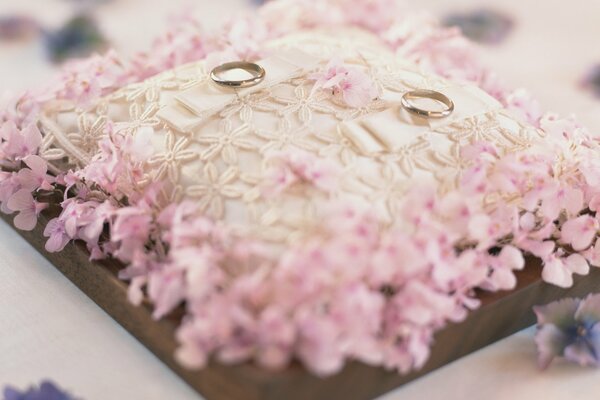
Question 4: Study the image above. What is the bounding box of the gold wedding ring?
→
[210,61,266,89]
[401,90,454,119]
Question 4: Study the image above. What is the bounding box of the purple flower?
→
[534,294,600,368]
[0,16,40,41]
[442,9,514,45]
[581,64,600,99]
[3,381,77,400]
[42,14,106,63]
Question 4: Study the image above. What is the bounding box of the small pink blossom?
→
[6,189,47,230]
[0,171,20,213]
[542,254,590,288]
[17,155,54,191]
[121,126,155,162]
[262,150,339,197]
[310,58,378,108]
[222,16,269,62]
[341,0,402,32]
[43,217,71,252]
[64,78,101,108]
[505,89,543,126]
[561,215,599,251]
[111,206,153,262]
[484,246,525,291]
[148,267,185,320]
[0,121,42,160]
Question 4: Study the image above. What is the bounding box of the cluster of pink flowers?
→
[262,150,340,197]
[3,0,600,379]
[309,58,379,108]
[0,121,51,230]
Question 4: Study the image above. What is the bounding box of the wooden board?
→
[4,210,600,400]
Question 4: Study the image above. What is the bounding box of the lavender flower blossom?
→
[3,381,77,400]
[534,294,600,368]
[442,9,514,45]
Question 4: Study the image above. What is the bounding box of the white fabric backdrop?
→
[0,1,599,399]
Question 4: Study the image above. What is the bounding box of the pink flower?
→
[17,155,54,191]
[121,126,155,162]
[0,121,42,160]
[43,217,71,252]
[148,267,185,320]
[296,314,345,376]
[262,150,339,196]
[111,205,153,263]
[542,254,589,288]
[341,0,402,32]
[310,58,378,108]
[64,78,101,108]
[561,215,599,251]
[6,189,47,230]
[0,171,20,213]
[484,246,525,291]
[505,89,542,126]
[223,16,269,61]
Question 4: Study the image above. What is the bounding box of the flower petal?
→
[23,154,48,175]
[7,189,33,212]
[575,293,600,325]
[534,324,569,369]
[564,340,599,367]
[14,208,37,231]
[564,254,589,276]
[534,297,580,328]
[541,256,573,288]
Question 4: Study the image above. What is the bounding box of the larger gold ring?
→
[210,61,266,89]
[401,90,454,119]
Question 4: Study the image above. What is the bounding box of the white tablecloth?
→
[1,1,599,398]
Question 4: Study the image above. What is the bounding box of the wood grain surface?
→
[4,210,600,400]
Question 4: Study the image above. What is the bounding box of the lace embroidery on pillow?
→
[37,30,544,246]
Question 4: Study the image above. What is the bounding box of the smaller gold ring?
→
[401,90,454,119]
[210,61,266,89]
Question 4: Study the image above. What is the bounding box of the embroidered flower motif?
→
[116,103,161,137]
[197,121,259,164]
[272,84,334,125]
[309,58,378,108]
[438,112,513,145]
[534,294,600,368]
[147,130,198,182]
[220,90,276,123]
[315,126,359,166]
[66,114,107,159]
[254,118,317,155]
[185,163,242,218]
[359,162,411,218]
[378,137,433,177]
